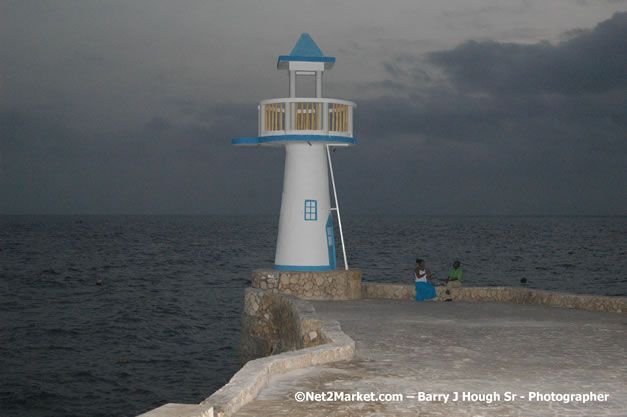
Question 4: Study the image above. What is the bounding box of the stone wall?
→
[204,317,354,417]
[252,269,361,300]
[240,288,328,364]
[361,283,627,313]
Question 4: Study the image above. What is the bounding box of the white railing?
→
[258,98,355,138]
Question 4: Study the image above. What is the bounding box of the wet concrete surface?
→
[235,300,626,416]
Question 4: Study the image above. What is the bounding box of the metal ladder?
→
[326,145,348,270]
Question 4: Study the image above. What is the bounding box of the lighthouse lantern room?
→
[233,33,356,271]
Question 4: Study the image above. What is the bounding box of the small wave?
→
[216,345,234,352]
[47,328,82,337]
[71,370,98,379]
[47,345,75,351]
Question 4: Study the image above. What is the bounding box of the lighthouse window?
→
[304,199,317,221]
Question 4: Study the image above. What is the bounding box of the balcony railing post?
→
[260,104,265,135]
[316,102,320,130]
[348,105,353,136]
[322,102,329,133]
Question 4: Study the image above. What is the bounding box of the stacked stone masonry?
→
[240,288,329,363]
[252,269,361,300]
[362,283,626,313]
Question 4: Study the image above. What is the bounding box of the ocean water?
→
[1,215,625,417]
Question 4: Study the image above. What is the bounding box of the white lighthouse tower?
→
[233,33,356,271]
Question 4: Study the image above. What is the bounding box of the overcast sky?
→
[1,0,625,215]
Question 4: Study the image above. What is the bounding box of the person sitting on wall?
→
[447,260,463,288]
[441,260,463,301]
[415,258,436,301]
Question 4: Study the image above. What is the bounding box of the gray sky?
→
[1,0,626,215]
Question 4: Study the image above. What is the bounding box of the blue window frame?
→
[304,199,317,221]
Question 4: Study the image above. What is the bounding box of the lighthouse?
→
[233,33,356,271]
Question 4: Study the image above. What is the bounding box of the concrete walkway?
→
[234,299,626,417]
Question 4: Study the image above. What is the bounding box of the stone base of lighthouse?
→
[252,269,362,300]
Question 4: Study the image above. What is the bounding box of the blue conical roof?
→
[277,33,335,69]
[289,33,324,57]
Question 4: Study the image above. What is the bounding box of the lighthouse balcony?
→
[258,98,355,141]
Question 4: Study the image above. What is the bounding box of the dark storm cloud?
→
[341,12,626,215]
[428,12,627,94]
[358,12,627,149]
[383,62,406,78]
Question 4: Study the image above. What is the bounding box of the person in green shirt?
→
[446,261,463,289]
[442,260,463,301]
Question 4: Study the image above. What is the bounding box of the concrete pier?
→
[234,299,626,417]
[139,283,626,417]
